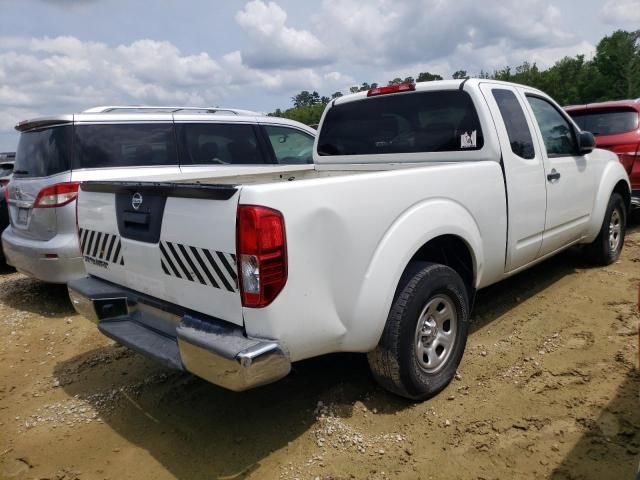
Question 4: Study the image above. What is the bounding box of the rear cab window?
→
[14,126,73,177]
[74,123,177,169]
[318,90,484,156]
[176,123,267,165]
[568,108,639,136]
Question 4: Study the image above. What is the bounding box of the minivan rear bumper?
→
[2,227,85,283]
[67,276,291,392]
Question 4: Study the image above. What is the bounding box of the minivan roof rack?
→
[82,106,261,116]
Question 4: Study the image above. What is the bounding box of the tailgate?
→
[77,181,243,326]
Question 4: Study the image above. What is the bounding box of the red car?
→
[566,99,640,209]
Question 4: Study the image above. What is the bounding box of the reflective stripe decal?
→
[79,228,124,265]
[160,240,238,293]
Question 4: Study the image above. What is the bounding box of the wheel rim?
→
[609,208,622,253]
[414,294,458,374]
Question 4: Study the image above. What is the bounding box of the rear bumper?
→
[1,227,85,283]
[67,276,291,392]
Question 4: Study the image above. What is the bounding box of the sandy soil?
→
[0,226,639,480]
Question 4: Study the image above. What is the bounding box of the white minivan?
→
[3,106,316,283]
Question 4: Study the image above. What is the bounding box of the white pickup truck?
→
[69,79,631,400]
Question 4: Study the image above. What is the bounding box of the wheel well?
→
[613,180,631,215]
[406,235,475,299]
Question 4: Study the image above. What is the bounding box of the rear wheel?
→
[368,262,469,400]
[585,193,626,266]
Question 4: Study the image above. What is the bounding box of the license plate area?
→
[17,208,29,225]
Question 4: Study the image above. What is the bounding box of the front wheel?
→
[368,262,469,400]
[585,193,626,266]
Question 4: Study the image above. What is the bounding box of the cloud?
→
[0,32,353,147]
[235,0,331,68]
[0,0,613,150]
[313,0,579,68]
[600,0,640,29]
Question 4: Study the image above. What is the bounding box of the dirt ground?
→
[1,227,639,480]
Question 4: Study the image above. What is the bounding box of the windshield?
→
[14,126,73,178]
[568,109,639,136]
[318,90,484,156]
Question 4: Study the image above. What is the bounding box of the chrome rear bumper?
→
[68,276,291,391]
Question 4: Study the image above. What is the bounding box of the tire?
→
[585,193,626,266]
[368,262,469,400]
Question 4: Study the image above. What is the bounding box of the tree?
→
[291,91,314,108]
[331,91,343,99]
[388,77,403,85]
[592,29,640,100]
[320,96,331,104]
[416,72,443,82]
[452,70,468,79]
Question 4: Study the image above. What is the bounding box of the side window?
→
[264,126,314,164]
[176,123,267,165]
[74,124,177,169]
[526,96,578,157]
[492,89,535,159]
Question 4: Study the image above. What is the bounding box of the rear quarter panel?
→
[240,161,507,361]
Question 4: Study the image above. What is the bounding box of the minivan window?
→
[176,123,267,165]
[568,109,639,136]
[264,125,314,164]
[492,89,535,159]
[74,123,177,169]
[318,91,484,156]
[14,126,72,177]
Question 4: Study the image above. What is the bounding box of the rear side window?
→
[74,124,177,169]
[527,96,578,157]
[264,125,314,164]
[492,89,535,159]
[14,126,72,177]
[176,123,267,165]
[568,109,639,136]
[318,91,484,156]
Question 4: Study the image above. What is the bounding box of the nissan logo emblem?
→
[131,192,143,210]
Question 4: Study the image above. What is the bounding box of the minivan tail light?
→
[367,83,416,97]
[33,182,80,208]
[236,205,287,308]
[611,144,640,174]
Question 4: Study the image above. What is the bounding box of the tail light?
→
[3,183,9,203]
[0,179,9,188]
[33,182,80,208]
[611,144,640,174]
[236,205,287,308]
[367,83,415,97]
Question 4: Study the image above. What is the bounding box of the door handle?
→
[547,169,561,182]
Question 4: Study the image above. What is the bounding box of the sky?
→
[0,0,639,151]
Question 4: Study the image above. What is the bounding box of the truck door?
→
[523,94,596,255]
[479,83,547,271]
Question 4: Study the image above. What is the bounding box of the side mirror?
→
[578,131,596,155]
